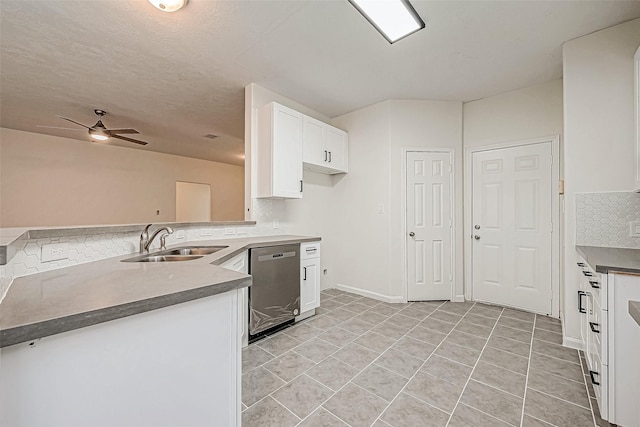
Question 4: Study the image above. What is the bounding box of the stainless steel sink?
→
[122,246,228,263]
[135,255,203,262]
[159,246,228,256]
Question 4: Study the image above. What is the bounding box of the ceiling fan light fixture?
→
[148,0,188,12]
[348,0,425,44]
[89,129,110,141]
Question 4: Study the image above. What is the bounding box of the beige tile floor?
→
[242,289,608,427]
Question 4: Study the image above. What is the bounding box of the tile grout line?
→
[289,298,446,426]
[578,351,599,427]
[525,387,594,412]
[444,306,508,427]
[369,302,480,426]
[518,313,538,426]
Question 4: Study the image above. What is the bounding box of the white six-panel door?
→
[407,151,453,301]
[471,142,553,314]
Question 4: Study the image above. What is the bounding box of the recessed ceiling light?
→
[148,0,188,13]
[348,0,425,44]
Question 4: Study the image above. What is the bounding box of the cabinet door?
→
[325,127,348,173]
[302,116,325,166]
[300,258,320,313]
[273,105,303,198]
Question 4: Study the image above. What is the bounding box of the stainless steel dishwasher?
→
[248,244,300,342]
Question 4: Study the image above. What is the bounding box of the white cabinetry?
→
[302,115,348,174]
[0,291,242,427]
[221,251,249,348]
[299,242,321,316]
[577,256,640,426]
[257,102,303,199]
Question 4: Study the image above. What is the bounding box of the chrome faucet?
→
[139,224,174,253]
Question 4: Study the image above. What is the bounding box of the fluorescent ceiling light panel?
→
[349,0,425,43]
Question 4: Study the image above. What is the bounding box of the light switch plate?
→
[630,221,640,238]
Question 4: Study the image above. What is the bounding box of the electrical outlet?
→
[224,227,236,235]
[41,242,69,262]
[323,268,328,276]
[273,219,280,229]
[630,221,640,238]
[176,230,186,240]
[200,229,212,236]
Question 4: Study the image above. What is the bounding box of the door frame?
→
[401,148,456,303]
[464,136,561,317]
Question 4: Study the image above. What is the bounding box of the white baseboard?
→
[452,294,465,303]
[563,335,584,351]
[335,284,405,303]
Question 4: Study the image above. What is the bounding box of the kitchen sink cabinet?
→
[302,115,348,174]
[0,290,243,427]
[221,250,249,348]
[256,102,303,199]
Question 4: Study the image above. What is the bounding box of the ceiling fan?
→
[38,109,148,145]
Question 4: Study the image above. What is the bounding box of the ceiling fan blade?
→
[36,125,84,131]
[108,128,139,134]
[56,116,91,129]
[111,134,148,146]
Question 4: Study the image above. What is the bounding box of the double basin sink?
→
[122,246,229,263]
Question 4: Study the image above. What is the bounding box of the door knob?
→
[409,232,415,237]
[474,225,481,230]
[474,235,481,240]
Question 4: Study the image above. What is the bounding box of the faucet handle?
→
[159,232,170,250]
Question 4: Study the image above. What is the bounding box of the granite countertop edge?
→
[0,235,320,348]
[630,301,640,328]
[575,245,640,275]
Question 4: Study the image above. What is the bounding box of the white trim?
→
[401,148,456,303]
[335,283,405,303]
[563,336,585,351]
[464,135,561,318]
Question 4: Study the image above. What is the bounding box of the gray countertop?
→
[630,301,640,328]
[576,246,640,274]
[0,235,319,348]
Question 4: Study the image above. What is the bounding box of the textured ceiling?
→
[1,1,640,166]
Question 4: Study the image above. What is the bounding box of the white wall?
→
[331,100,463,300]
[0,128,244,227]
[463,79,563,149]
[562,18,640,345]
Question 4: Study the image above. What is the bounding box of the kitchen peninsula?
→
[0,232,319,427]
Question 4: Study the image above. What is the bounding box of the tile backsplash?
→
[576,192,640,248]
[0,207,290,301]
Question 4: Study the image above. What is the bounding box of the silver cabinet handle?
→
[474,235,481,240]
[300,180,303,192]
[409,232,415,237]
[328,151,332,163]
[324,150,328,161]
[303,267,307,281]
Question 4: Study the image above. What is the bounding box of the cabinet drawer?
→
[301,242,321,260]
[589,352,609,421]
[577,257,607,308]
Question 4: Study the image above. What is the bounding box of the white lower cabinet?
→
[299,242,321,316]
[0,291,243,427]
[577,255,640,426]
[220,251,249,348]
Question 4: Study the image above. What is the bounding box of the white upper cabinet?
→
[256,102,303,199]
[302,115,348,174]
[634,45,640,192]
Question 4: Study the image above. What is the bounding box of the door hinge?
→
[448,164,452,173]
[449,218,453,227]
